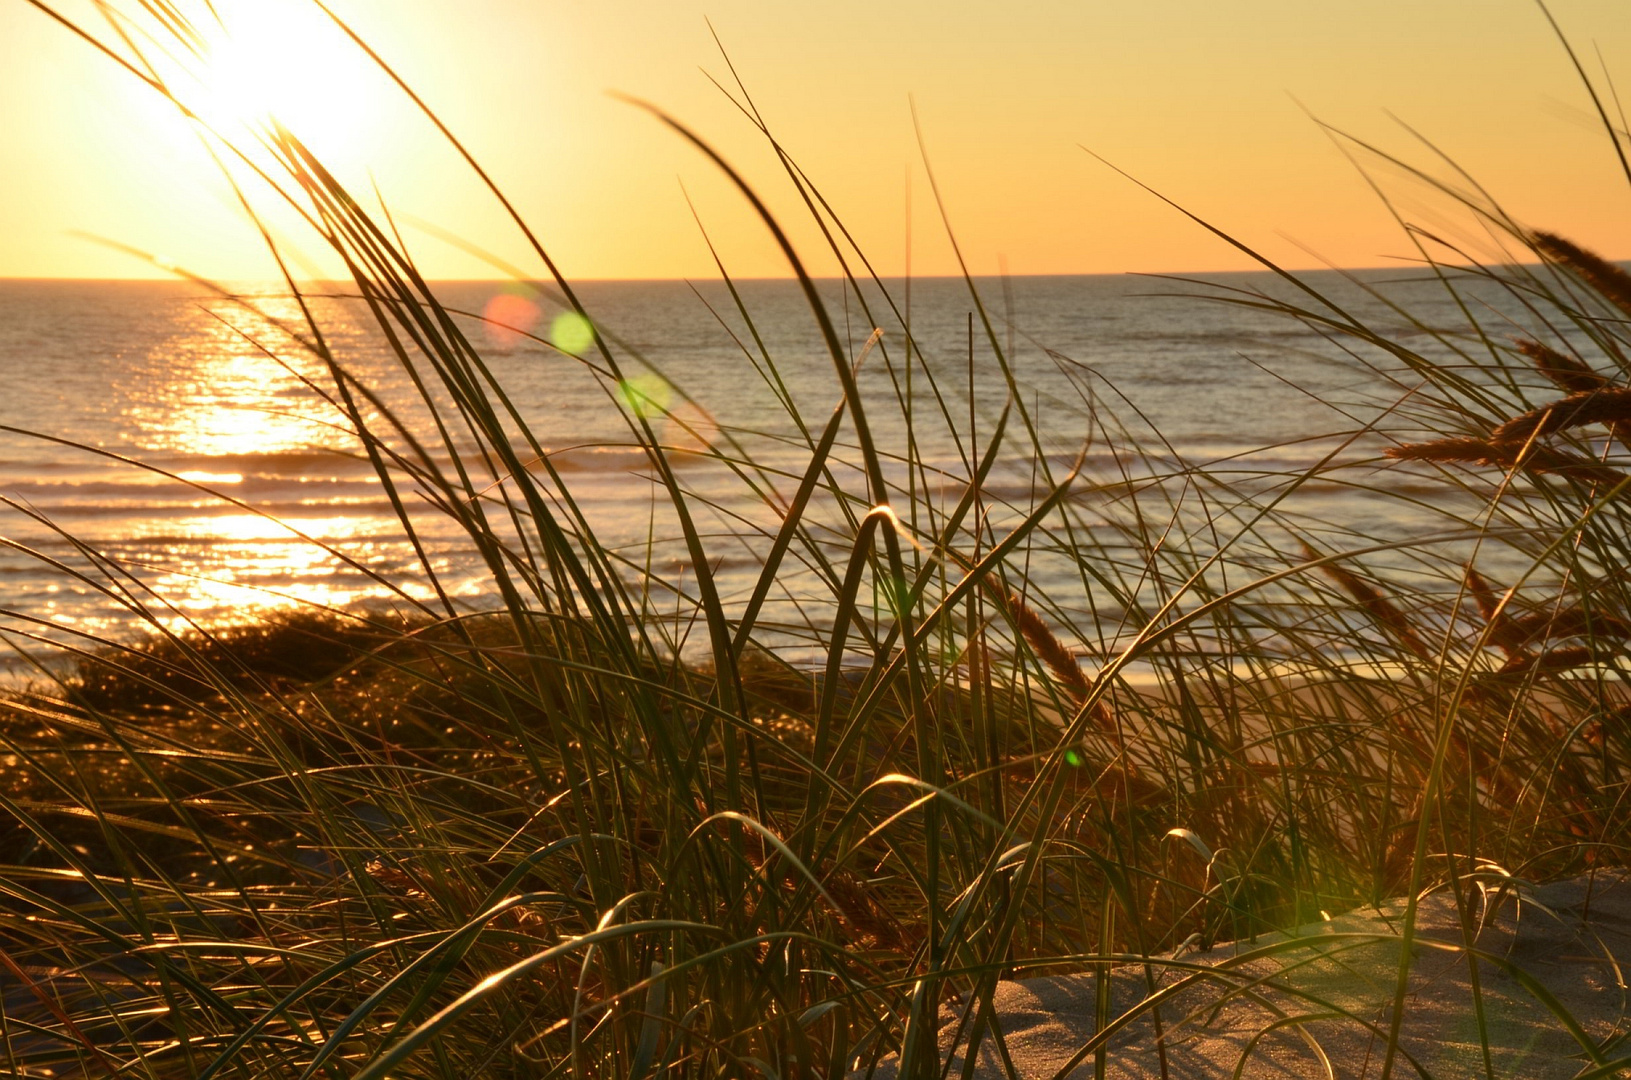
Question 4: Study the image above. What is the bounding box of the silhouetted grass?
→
[5,2,1631,1078]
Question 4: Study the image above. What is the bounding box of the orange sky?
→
[5,0,1630,281]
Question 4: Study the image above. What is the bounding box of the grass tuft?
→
[4,3,1631,1078]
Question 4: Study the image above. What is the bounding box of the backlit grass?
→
[4,3,1631,1077]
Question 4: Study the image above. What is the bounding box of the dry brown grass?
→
[1516,338,1610,393]
[1385,435,1628,486]
[1533,231,1631,320]
[1491,386,1631,443]
[1302,541,1433,660]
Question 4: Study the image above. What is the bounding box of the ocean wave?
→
[0,475,381,498]
[8,497,403,520]
[520,443,720,473]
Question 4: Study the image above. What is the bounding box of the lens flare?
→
[549,311,595,356]
[482,292,541,348]
[617,373,671,419]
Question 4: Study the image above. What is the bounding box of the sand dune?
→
[866,872,1631,1079]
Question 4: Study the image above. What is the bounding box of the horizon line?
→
[0,262,1508,286]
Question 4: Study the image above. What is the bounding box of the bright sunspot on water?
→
[176,471,245,485]
[132,295,342,458]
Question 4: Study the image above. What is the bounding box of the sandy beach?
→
[864,872,1631,1078]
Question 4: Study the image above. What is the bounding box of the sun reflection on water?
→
[103,295,423,630]
[127,296,344,459]
[129,513,370,543]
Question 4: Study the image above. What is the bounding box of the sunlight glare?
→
[177,471,245,485]
[188,1,386,172]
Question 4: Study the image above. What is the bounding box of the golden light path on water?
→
[128,296,336,458]
[65,286,685,638]
[114,293,415,632]
[139,515,444,621]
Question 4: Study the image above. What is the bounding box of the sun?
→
[183,1,389,173]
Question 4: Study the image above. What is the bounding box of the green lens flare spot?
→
[618,373,672,418]
[1064,749,1083,767]
[550,311,594,356]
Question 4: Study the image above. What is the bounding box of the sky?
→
[4,0,1630,281]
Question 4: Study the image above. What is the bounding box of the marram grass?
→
[5,3,1631,1078]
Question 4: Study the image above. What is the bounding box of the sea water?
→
[0,271,1560,670]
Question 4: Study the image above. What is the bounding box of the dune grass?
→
[5,2,1631,1077]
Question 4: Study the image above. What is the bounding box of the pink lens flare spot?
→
[482,293,541,348]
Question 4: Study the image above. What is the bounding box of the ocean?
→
[0,271,1544,672]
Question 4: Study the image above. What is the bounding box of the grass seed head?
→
[1533,231,1631,320]
[1491,388,1631,444]
[1516,339,1609,394]
[1388,436,1628,487]
[1302,542,1432,661]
